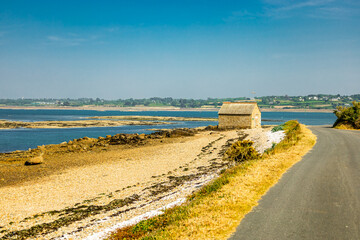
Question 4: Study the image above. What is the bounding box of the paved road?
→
[229,126,360,240]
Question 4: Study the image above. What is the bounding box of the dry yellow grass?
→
[334,124,360,131]
[157,124,316,240]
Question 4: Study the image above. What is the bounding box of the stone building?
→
[218,102,261,129]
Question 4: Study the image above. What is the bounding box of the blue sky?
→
[0,0,359,99]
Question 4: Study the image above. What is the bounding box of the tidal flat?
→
[0,119,173,129]
[0,116,217,130]
[87,115,217,121]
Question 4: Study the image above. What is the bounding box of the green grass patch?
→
[271,123,285,132]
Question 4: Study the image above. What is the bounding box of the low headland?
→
[0,116,283,130]
[0,119,173,129]
[0,115,218,130]
[87,115,217,121]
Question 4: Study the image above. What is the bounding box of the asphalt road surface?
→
[229,126,360,240]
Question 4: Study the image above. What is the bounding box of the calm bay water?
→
[0,109,336,153]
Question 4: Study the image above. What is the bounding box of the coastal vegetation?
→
[1,94,359,110]
[225,140,259,162]
[333,101,360,130]
[108,120,316,239]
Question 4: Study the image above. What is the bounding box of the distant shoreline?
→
[0,105,334,113]
[260,108,333,113]
[0,119,174,130]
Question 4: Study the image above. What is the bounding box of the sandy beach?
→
[0,126,274,239]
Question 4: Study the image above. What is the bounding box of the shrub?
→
[333,101,360,129]
[225,140,259,162]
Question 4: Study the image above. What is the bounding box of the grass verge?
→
[108,120,316,240]
[333,124,360,131]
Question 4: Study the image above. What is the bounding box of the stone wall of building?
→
[218,114,252,129]
[251,108,261,128]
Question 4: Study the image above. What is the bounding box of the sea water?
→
[0,109,336,153]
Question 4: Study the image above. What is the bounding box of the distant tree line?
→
[0,94,359,109]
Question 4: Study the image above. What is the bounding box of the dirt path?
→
[0,129,253,239]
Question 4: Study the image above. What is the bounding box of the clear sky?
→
[0,0,359,99]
